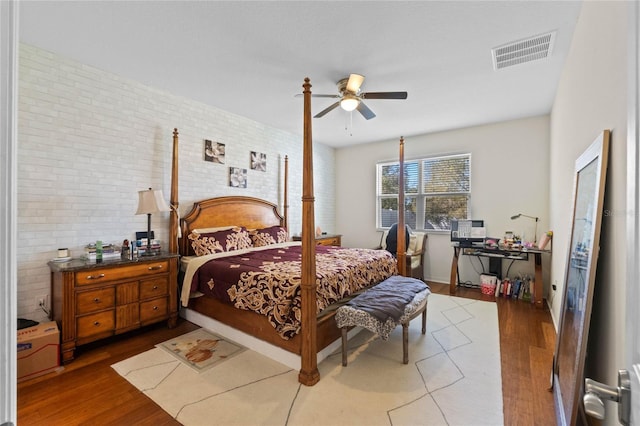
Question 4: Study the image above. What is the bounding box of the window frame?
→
[376,153,471,232]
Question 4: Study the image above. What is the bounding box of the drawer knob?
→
[153,285,158,290]
[93,298,100,303]
[148,265,163,271]
[86,273,105,280]
[153,306,158,310]
[93,321,100,326]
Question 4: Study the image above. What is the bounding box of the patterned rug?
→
[112,294,503,425]
[156,328,245,373]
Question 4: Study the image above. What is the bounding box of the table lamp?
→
[135,188,171,256]
[510,213,539,243]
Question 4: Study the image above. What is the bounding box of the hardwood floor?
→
[18,284,556,425]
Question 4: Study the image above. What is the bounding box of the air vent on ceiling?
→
[492,31,556,70]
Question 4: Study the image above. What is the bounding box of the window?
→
[376,153,470,230]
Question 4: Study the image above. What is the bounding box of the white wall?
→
[17,43,335,322]
[549,2,628,424]
[335,115,550,287]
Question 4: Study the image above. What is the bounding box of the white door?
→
[583,5,640,424]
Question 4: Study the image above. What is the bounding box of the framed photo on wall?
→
[251,151,267,172]
[204,139,225,164]
[229,167,247,188]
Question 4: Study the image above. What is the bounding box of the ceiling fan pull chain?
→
[350,111,353,136]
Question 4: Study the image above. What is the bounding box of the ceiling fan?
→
[309,74,408,120]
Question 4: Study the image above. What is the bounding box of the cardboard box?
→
[17,321,60,382]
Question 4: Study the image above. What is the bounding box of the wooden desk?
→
[449,243,550,308]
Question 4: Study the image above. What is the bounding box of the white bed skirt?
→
[180,307,363,370]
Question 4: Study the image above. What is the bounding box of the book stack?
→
[495,275,534,302]
[137,239,161,256]
[84,243,121,261]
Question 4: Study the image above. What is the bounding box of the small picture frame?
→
[204,140,225,164]
[250,151,267,172]
[229,167,247,188]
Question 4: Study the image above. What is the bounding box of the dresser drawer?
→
[77,311,115,339]
[75,260,169,286]
[140,277,168,300]
[140,297,168,323]
[76,288,115,315]
[317,236,341,246]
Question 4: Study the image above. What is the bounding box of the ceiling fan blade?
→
[346,74,365,93]
[356,101,376,120]
[314,101,340,118]
[361,91,408,100]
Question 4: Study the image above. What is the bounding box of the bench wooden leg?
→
[402,323,409,364]
[341,327,348,366]
[421,305,427,334]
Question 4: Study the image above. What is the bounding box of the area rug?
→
[156,328,245,373]
[112,294,503,425]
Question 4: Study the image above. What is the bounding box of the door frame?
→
[627,1,640,423]
[0,0,18,425]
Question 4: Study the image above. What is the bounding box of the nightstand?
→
[48,253,179,363]
[292,234,342,247]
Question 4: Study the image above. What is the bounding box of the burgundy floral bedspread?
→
[189,245,397,339]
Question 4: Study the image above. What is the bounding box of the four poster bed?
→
[168,78,409,386]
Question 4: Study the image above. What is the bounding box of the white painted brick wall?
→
[18,43,335,322]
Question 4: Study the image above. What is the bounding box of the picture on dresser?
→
[229,167,247,188]
[204,139,225,164]
[250,151,267,172]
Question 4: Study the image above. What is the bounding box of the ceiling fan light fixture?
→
[340,95,359,112]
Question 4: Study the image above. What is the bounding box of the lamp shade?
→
[135,188,171,215]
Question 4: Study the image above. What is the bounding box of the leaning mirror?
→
[552,130,610,425]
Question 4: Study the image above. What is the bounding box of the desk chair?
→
[378,229,428,281]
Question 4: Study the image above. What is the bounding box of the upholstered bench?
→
[335,276,430,365]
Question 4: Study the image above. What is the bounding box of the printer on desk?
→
[451,219,486,247]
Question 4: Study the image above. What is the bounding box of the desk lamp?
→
[136,188,171,256]
[510,213,539,243]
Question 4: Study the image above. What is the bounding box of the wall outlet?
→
[36,294,48,309]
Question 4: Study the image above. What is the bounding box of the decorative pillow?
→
[192,226,236,234]
[188,226,253,256]
[249,226,288,247]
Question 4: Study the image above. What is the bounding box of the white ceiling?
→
[18,1,582,148]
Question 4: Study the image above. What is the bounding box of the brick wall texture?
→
[18,43,335,321]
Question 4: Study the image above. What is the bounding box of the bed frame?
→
[168,78,407,386]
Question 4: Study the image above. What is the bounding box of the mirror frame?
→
[552,130,610,425]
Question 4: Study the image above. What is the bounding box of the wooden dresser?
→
[292,234,342,246]
[48,253,179,363]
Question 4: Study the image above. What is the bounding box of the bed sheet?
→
[181,242,397,339]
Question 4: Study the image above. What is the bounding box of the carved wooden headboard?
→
[178,196,285,256]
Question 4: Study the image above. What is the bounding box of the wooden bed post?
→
[397,136,407,276]
[284,155,289,238]
[169,128,179,254]
[299,77,320,386]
